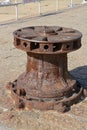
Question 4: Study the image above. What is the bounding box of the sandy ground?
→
[0,0,82,23]
[0,4,87,130]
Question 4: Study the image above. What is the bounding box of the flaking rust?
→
[6,26,86,112]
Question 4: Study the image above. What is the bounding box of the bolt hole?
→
[53,43,61,52]
[23,42,27,47]
[13,89,17,93]
[20,89,26,96]
[30,42,39,50]
[44,45,49,50]
[18,99,25,108]
[40,99,44,102]
[12,84,15,88]
[28,98,32,101]
[66,45,70,48]
[17,89,26,96]
[18,29,21,31]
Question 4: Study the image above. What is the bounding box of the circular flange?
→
[13,26,82,54]
[7,81,83,112]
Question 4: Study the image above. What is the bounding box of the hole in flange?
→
[28,98,32,101]
[66,45,70,49]
[16,38,20,46]
[44,45,49,50]
[53,43,61,52]
[12,84,15,88]
[20,89,26,96]
[30,42,39,50]
[13,89,17,93]
[40,99,44,102]
[23,42,28,47]
[17,89,26,96]
[28,98,38,101]
[18,29,21,31]
[18,99,25,108]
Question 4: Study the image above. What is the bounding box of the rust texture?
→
[6,26,85,112]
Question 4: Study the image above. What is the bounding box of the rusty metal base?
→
[6,80,83,112]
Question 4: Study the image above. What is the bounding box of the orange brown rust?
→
[6,26,85,112]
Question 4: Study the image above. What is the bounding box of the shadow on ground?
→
[70,66,87,89]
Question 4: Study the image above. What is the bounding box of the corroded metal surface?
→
[7,26,84,112]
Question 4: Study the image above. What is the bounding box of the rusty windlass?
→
[7,26,84,112]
